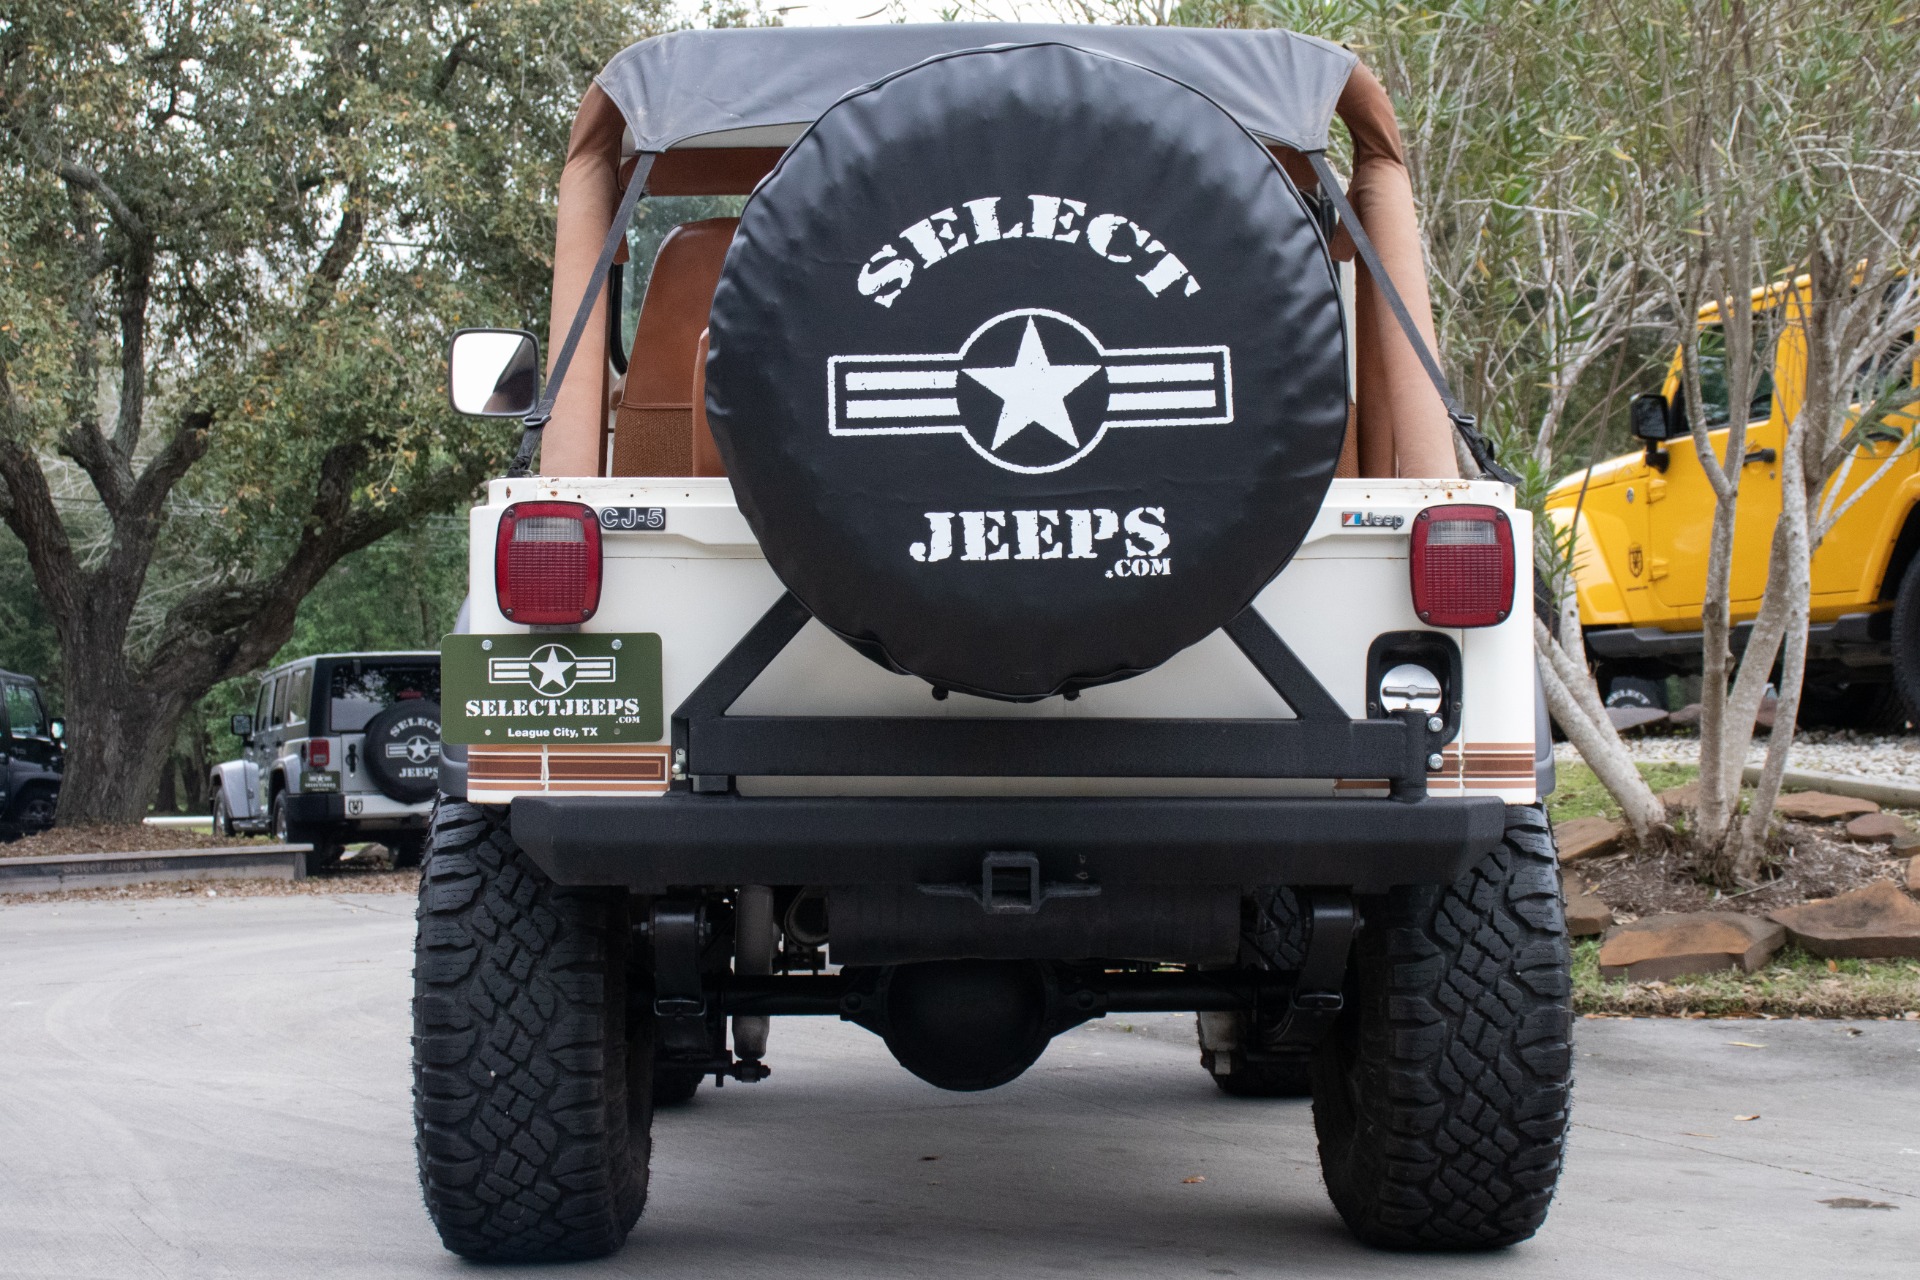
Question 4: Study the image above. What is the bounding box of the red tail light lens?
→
[495,501,603,624]
[306,738,330,768]
[1410,504,1515,627]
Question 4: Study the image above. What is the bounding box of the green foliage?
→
[0,0,673,818]
[0,528,58,702]
[195,517,468,753]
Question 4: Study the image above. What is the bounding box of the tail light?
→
[1410,504,1514,627]
[495,501,603,624]
[306,739,331,768]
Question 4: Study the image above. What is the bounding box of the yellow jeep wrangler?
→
[1545,283,1919,729]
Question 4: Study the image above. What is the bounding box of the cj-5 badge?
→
[598,506,667,532]
[1340,512,1405,530]
[830,308,1232,474]
[441,634,663,744]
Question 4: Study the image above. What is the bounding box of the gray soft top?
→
[596,25,1357,154]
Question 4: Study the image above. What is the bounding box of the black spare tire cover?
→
[707,43,1348,700]
[360,700,441,804]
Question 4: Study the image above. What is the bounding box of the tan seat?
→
[611,217,737,477]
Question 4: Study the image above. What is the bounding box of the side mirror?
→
[448,328,541,418]
[48,718,64,742]
[230,713,253,739]
[1630,392,1672,442]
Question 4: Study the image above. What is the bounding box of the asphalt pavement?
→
[1,891,1916,1279]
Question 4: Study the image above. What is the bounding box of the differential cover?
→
[706,42,1348,700]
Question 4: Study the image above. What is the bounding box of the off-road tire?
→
[1202,886,1314,1097]
[10,785,57,833]
[1311,804,1572,1250]
[272,791,340,872]
[212,786,236,838]
[1889,552,1920,732]
[412,800,651,1261]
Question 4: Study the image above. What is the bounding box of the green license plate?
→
[441,633,663,745]
[300,769,339,793]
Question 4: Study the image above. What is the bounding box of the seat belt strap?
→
[510,152,657,477]
[1306,151,1519,486]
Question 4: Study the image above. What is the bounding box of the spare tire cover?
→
[707,42,1348,700]
[360,700,441,804]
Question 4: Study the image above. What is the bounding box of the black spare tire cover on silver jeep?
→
[706,43,1348,700]
[360,700,441,804]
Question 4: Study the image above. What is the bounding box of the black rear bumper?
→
[509,792,1509,894]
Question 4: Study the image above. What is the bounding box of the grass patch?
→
[1549,760,1698,824]
[1572,938,1920,1018]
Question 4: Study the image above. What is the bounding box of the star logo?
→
[963,319,1100,452]
[487,643,617,696]
[530,645,574,691]
[828,309,1233,473]
[386,734,442,765]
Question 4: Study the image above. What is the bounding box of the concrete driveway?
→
[1,891,1915,1279]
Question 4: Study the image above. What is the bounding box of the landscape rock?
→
[1607,706,1670,733]
[1658,781,1699,811]
[1564,891,1613,937]
[1768,881,1920,959]
[1889,829,1920,853]
[1844,812,1912,843]
[1668,702,1703,727]
[1598,913,1786,981]
[1556,815,1624,865]
[1907,856,1920,895]
[1773,791,1880,822]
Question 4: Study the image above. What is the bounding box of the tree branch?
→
[56,158,149,244]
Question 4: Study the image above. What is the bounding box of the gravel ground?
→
[1555,730,1920,784]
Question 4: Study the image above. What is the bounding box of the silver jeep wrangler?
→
[212,651,441,868]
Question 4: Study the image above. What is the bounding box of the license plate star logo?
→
[487,643,616,697]
[530,646,573,691]
[828,308,1232,474]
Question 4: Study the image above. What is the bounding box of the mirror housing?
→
[1630,392,1672,442]
[48,718,64,742]
[230,713,253,740]
[448,328,540,418]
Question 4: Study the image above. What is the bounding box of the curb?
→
[1742,767,1920,811]
[0,844,313,895]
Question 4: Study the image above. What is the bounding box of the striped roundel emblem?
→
[829,308,1232,474]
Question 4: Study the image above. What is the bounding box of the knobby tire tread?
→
[412,800,649,1261]
[1312,803,1572,1250]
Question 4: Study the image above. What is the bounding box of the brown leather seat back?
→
[611,217,737,476]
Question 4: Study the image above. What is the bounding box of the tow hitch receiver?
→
[917,851,1102,914]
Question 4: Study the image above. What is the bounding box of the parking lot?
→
[2,891,1915,1280]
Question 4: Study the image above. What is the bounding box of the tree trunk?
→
[54,657,194,826]
[1535,619,1668,842]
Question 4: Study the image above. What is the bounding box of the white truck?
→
[424,25,1568,1264]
